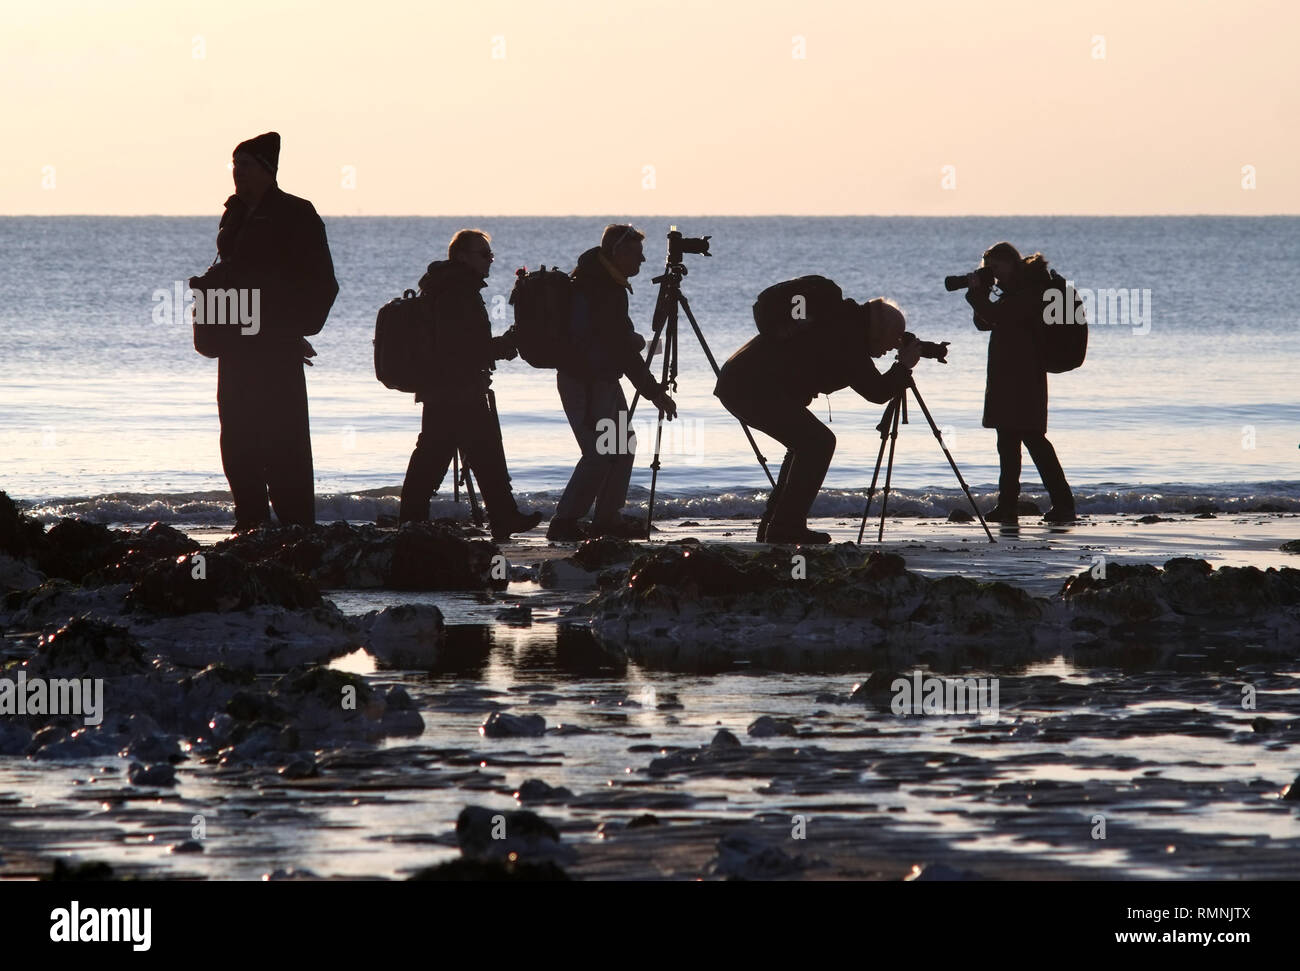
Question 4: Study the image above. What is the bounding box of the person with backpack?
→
[546,224,677,542]
[398,229,543,541]
[189,131,337,531]
[965,241,1077,524]
[715,291,921,544]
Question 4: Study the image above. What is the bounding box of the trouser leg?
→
[456,391,520,527]
[720,390,834,532]
[995,428,1022,505]
[399,399,456,522]
[1022,432,1073,507]
[218,356,270,528]
[554,373,633,523]
[264,359,315,527]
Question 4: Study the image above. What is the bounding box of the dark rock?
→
[170,841,205,854]
[126,550,320,616]
[390,522,500,591]
[947,508,974,523]
[363,603,445,669]
[1284,776,1300,802]
[46,860,116,882]
[408,858,570,881]
[515,779,574,803]
[28,617,147,678]
[904,862,986,881]
[128,762,176,787]
[455,806,574,864]
[849,669,906,703]
[709,834,805,880]
[710,729,743,749]
[570,537,638,571]
[495,604,532,625]
[626,813,660,829]
[0,491,45,559]
[480,711,546,738]
[1135,515,1172,524]
[1281,540,1300,555]
[748,715,798,738]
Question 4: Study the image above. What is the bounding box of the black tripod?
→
[627,238,777,535]
[857,378,994,544]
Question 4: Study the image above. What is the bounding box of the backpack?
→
[507,266,576,369]
[1038,268,1088,373]
[752,275,847,339]
[373,289,434,392]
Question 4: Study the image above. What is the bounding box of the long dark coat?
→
[966,266,1050,432]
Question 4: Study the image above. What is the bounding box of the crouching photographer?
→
[716,279,943,544]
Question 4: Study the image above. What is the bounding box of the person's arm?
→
[849,357,913,404]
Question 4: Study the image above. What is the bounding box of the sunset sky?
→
[3,0,1295,215]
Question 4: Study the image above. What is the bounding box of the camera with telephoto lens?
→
[902,332,949,363]
[667,229,711,263]
[943,266,996,292]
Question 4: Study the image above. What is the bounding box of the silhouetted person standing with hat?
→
[190,132,338,530]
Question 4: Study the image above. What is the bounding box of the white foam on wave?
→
[14,482,1300,528]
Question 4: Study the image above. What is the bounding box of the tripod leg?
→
[627,284,675,423]
[452,451,460,504]
[679,293,777,488]
[907,382,996,543]
[460,450,484,527]
[877,397,902,543]
[644,323,676,538]
[857,396,899,544]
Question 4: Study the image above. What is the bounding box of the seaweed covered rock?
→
[215,522,391,588]
[0,491,45,560]
[389,522,501,591]
[588,546,1034,669]
[125,551,320,616]
[36,518,122,582]
[84,522,200,585]
[26,616,148,679]
[1060,557,1300,621]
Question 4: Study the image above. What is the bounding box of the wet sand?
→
[2,511,1298,881]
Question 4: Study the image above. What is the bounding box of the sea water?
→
[1,215,1296,523]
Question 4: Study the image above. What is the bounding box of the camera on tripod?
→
[667,229,711,264]
[943,266,995,292]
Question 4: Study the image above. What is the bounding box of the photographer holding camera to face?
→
[955,241,1076,524]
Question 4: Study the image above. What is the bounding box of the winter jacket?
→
[414,259,514,401]
[715,301,913,408]
[966,261,1051,432]
[192,186,337,358]
[562,247,660,398]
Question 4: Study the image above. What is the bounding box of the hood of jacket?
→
[418,258,486,296]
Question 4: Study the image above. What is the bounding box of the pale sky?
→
[2,0,1296,215]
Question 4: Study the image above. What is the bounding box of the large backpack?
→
[508,266,576,369]
[752,275,847,339]
[373,289,434,393]
[1038,268,1088,373]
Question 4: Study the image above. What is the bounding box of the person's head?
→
[865,298,907,357]
[980,241,1021,285]
[449,229,493,279]
[231,132,279,203]
[601,224,646,278]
